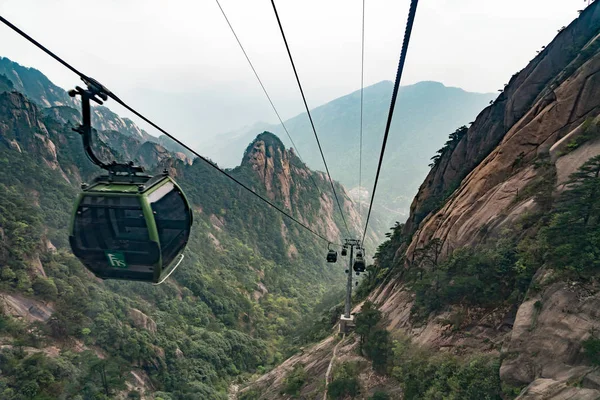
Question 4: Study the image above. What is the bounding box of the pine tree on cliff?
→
[546,155,600,273]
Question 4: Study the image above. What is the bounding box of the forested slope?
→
[0,61,364,399]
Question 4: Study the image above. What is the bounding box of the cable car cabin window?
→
[72,195,160,274]
[149,182,190,267]
[75,196,149,249]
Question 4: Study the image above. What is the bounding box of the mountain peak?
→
[250,131,285,149]
[240,131,301,211]
[242,131,286,164]
[410,80,446,88]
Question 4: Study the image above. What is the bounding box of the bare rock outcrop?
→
[241,132,364,244]
[516,378,600,400]
[0,292,54,322]
[128,308,157,334]
[406,38,600,259]
[501,278,600,396]
[244,335,338,399]
[242,333,401,400]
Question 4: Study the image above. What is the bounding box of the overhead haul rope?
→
[361,0,419,241]
[358,0,366,219]
[0,14,342,246]
[270,0,352,237]
[214,0,323,194]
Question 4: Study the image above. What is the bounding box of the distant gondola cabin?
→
[353,252,366,272]
[327,249,338,263]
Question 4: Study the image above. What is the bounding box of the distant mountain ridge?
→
[0,57,195,160]
[211,80,495,222]
[0,56,76,108]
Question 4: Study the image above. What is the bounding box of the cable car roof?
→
[84,174,171,194]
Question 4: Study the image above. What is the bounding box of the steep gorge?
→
[241,3,600,400]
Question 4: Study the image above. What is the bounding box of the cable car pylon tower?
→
[339,238,362,334]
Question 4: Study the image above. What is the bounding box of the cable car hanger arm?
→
[69,82,144,175]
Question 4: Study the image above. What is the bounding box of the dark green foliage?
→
[363,329,390,373]
[391,336,501,400]
[328,362,361,399]
[362,328,390,373]
[238,389,261,400]
[369,392,390,400]
[429,126,468,168]
[0,183,44,266]
[355,302,390,373]
[328,378,360,399]
[355,301,382,342]
[292,288,345,346]
[544,155,600,277]
[283,364,306,396]
[128,390,142,399]
[32,277,58,300]
[565,118,600,153]
[583,336,600,366]
[0,348,129,399]
[355,222,406,300]
[409,235,537,321]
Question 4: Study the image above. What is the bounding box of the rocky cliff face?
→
[0,73,14,94]
[0,90,184,186]
[0,57,160,142]
[0,57,77,108]
[240,132,364,245]
[501,275,600,398]
[404,5,600,239]
[92,106,154,141]
[0,91,65,173]
[371,3,600,398]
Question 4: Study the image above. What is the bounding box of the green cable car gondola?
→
[69,172,193,283]
[67,79,193,284]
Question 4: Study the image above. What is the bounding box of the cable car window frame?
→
[148,181,191,268]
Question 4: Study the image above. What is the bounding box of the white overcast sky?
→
[0,0,581,143]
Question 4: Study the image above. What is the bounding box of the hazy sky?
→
[0,0,580,144]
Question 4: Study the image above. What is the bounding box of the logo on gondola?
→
[105,251,127,268]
